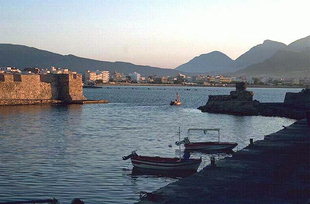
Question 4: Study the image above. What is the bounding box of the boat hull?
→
[185,142,237,152]
[131,156,201,171]
[170,101,181,106]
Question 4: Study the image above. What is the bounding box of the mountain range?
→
[235,35,310,77]
[0,44,179,77]
[0,35,309,78]
[176,35,310,78]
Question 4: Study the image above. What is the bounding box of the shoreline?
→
[95,83,304,89]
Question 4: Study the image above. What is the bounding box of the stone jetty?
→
[198,82,309,119]
[137,119,310,204]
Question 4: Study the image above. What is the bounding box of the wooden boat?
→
[170,92,182,106]
[176,128,237,153]
[123,151,201,172]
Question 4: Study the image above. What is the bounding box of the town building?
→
[0,67,21,73]
[85,70,110,83]
[128,72,141,83]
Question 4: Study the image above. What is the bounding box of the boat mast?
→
[176,92,180,102]
[178,127,181,158]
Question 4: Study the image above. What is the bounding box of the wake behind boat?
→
[123,151,201,173]
[176,128,238,153]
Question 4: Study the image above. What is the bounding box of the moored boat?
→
[123,151,201,172]
[184,141,237,152]
[176,128,238,153]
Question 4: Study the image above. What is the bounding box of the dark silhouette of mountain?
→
[0,44,179,76]
[175,51,234,73]
[287,35,310,52]
[235,49,310,78]
[235,40,287,69]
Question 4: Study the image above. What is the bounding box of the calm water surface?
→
[0,86,300,203]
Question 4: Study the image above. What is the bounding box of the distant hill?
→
[235,49,310,78]
[287,35,310,52]
[176,35,310,78]
[0,44,179,77]
[234,40,287,69]
[175,51,235,74]
[234,35,310,78]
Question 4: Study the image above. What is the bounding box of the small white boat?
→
[176,128,237,153]
[170,92,182,106]
[123,151,201,172]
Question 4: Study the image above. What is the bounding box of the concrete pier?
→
[137,119,310,204]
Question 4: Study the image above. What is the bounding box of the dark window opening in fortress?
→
[13,74,22,82]
[73,74,77,79]
[0,74,4,82]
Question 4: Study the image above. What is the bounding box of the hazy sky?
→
[1,0,309,68]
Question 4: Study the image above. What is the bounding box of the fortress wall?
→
[0,73,85,103]
[68,74,85,100]
[0,74,53,100]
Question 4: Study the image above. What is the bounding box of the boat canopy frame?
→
[187,128,221,142]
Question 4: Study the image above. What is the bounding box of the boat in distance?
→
[176,128,238,153]
[123,151,201,172]
[170,92,182,106]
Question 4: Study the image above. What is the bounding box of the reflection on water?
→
[0,86,299,203]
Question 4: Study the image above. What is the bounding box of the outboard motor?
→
[122,151,137,160]
[175,137,191,146]
[183,137,190,144]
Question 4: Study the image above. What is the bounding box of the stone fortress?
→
[0,73,86,105]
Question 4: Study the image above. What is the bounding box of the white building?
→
[100,71,110,83]
[85,70,110,83]
[129,72,141,82]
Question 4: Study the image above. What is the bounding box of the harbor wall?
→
[199,82,310,119]
[0,73,85,105]
[284,88,310,109]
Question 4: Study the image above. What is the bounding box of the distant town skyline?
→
[1,0,310,68]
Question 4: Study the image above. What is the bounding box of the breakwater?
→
[137,119,310,204]
[198,82,309,119]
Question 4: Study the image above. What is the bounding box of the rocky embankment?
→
[198,82,309,119]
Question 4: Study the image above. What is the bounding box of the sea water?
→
[0,86,300,203]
